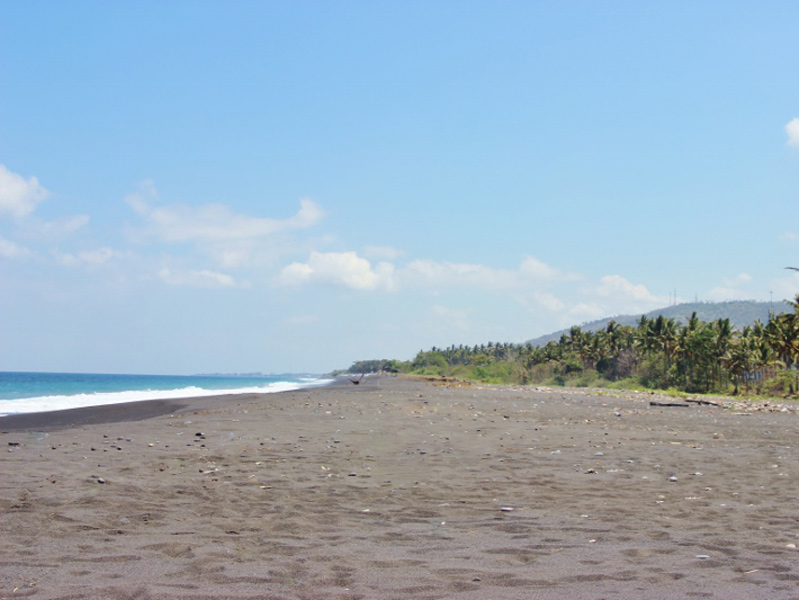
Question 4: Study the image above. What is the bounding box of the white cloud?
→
[519,256,580,281]
[566,302,607,324]
[530,291,565,311]
[780,232,798,243]
[35,215,90,238]
[158,267,239,288]
[0,236,33,259]
[593,274,661,303]
[786,117,799,147]
[704,273,757,301]
[725,272,752,285]
[279,251,396,291]
[127,182,323,244]
[78,247,117,265]
[0,165,50,219]
[56,247,120,267]
[401,259,516,289]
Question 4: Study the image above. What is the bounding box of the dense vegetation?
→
[344,294,799,398]
[525,300,789,347]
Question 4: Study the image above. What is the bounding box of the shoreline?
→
[2,375,798,598]
[0,378,346,432]
[3,373,793,434]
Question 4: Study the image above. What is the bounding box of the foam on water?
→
[0,378,332,416]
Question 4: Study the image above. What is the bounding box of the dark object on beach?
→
[686,398,719,407]
[650,401,690,408]
[349,374,364,385]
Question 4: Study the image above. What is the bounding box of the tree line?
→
[344,294,799,397]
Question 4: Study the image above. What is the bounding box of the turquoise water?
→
[0,371,331,416]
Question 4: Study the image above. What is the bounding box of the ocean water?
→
[0,371,332,416]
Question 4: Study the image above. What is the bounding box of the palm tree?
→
[764,300,799,393]
[713,318,734,389]
[726,336,752,395]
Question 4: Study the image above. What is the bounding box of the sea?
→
[0,371,332,416]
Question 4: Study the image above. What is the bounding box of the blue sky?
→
[1,1,798,375]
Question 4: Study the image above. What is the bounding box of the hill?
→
[526,300,792,347]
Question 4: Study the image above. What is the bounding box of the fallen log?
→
[685,399,719,407]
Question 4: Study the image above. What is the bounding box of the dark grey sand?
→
[2,376,799,599]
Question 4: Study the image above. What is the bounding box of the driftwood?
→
[649,401,690,408]
[685,398,719,407]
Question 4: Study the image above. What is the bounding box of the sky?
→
[1,1,798,375]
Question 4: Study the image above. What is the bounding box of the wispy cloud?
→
[0,164,50,219]
[126,182,323,243]
[158,267,241,288]
[277,250,672,335]
[56,247,121,267]
[593,274,664,303]
[401,259,517,289]
[705,272,756,301]
[519,256,581,282]
[21,215,90,240]
[0,236,33,259]
[786,117,799,147]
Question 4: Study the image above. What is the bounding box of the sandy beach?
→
[1,376,798,599]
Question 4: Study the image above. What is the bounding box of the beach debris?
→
[500,506,514,512]
[695,554,710,559]
[649,401,690,408]
[685,398,718,407]
[669,476,678,482]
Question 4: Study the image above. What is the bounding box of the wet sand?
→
[1,376,798,599]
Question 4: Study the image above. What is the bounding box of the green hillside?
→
[526,300,792,347]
